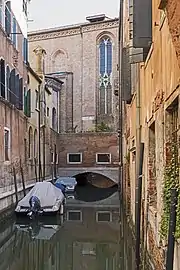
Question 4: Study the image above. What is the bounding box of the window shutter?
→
[15,74,19,108]
[5,1,11,36]
[133,0,152,48]
[9,69,15,105]
[12,17,17,47]
[26,89,31,117]
[18,78,23,110]
[0,59,5,98]
[24,88,27,115]
[23,38,28,63]
[122,47,132,104]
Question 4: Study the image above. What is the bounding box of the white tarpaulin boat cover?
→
[18,182,64,208]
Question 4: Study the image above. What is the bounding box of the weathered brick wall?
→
[0,99,27,191]
[57,132,118,168]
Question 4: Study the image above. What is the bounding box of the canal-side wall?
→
[0,177,52,219]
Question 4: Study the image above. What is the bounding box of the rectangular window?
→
[55,153,58,164]
[96,211,112,222]
[35,90,39,109]
[4,127,10,161]
[51,153,54,163]
[96,153,111,164]
[67,210,82,221]
[47,107,49,116]
[67,153,82,164]
[132,151,136,163]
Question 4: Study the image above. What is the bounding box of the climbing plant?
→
[96,122,112,132]
[160,140,179,239]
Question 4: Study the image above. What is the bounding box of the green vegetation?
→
[160,140,180,239]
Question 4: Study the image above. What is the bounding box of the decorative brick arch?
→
[51,49,68,73]
[96,31,115,45]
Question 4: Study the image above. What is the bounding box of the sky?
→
[28,0,119,32]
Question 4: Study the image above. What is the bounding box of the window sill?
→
[4,160,10,165]
[96,162,111,165]
[67,162,82,165]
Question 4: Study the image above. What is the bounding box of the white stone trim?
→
[4,127,10,162]
[96,153,111,164]
[67,153,82,164]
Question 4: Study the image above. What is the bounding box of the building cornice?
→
[28,19,119,42]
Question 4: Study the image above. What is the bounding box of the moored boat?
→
[15,182,65,219]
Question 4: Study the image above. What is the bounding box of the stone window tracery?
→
[99,37,112,115]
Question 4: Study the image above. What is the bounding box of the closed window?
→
[67,153,82,164]
[4,127,10,161]
[96,153,111,164]
[67,210,82,221]
[96,211,112,222]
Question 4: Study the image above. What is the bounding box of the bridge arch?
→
[57,167,119,188]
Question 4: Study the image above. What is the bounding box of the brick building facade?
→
[28,15,119,132]
[0,1,28,192]
[122,0,180,269]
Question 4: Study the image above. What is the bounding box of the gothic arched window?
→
[99,37,112,115]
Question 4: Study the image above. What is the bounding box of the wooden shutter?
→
[9,69,15,105]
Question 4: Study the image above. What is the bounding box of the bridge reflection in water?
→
[0,185,135,270]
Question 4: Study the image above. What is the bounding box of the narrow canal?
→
[0,184,136,270]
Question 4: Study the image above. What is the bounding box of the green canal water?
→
[0,186,136,270]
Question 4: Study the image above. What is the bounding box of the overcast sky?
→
[28,0,119,31]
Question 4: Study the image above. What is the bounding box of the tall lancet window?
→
[99,37,112,115]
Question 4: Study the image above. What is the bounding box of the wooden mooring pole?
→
[20,159,26,197]
[13,166,18,205]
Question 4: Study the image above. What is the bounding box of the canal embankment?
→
[0,176,52,220]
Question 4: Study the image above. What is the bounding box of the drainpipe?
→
[80,26,83,132]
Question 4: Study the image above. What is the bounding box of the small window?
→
[67,210,82,221]
[47,107,49,117]
[96,211,112,222]
[35,90,39,109]
[96,153,111,164]
[51,152,54,164]
[132,151,136,163]
[4,127,10,161]
[67,153,82,164]
[55,153,58,165]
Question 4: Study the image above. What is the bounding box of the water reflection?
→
[0,186,136,270]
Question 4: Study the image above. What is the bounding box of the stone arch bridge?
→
[57,167,119,188]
